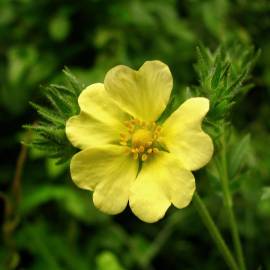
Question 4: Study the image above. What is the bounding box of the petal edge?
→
[161,97,214,171]
[129,152,195,223]
[104,60,173,122]
[70,145,139,214]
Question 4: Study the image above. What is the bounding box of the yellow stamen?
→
[139,145,145,153]
[142,154,148,161]
[156,126,161,132]
[119,118,161,161]
[131,119,139,125]
[131,148,138,153]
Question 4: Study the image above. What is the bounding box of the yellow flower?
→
[66,61,214,223]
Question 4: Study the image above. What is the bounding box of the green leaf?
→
[228,134,251,178]
[195,45,211,80]
[19,185,78,216]
[261,187,270,201]
[29,102,65,125]
[211,56,223,89]
[19,185,108,224]
[25,69,82,163]
[258,187,270,218]
[49,13,70,41]
[194,43,259,129]
[63,67,85,96]
[96,251,125,270]
[45,158,68,178]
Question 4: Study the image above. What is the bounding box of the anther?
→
[133,153,139,160]
[128,127,134,133]
[138,145,145,153]
[131,148,138,153]
[156,126,161,132]
[142,154,148,161]
[127,123,133,129]
[147,148,153,154]
[132,119,140,125]
[153,148,159,154]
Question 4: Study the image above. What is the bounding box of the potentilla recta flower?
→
[66,60,213,223]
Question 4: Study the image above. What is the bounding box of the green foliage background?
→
[0,0,270,269]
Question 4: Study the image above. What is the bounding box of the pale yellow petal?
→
[66,83,128,149]
[104,60,173,122]
[160,97,214,171]
[70,145,138,214]
[129,152,195,223]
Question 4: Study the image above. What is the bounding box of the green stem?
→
[139,212,179,269]
[220,131,246,270]
[194,192,238,270]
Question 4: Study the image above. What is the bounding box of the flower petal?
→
[104,60,173,122]
[161,97,214,171]
[70,145,138,215]
[66,83,128,149]
[129,152,195,223]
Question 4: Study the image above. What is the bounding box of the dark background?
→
[1,0,270,269]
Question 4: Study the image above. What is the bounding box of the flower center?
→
[119,119,161,161]
[132,129,152,147]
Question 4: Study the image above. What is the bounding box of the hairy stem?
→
[220,130,246,270]
[194,192,238,270]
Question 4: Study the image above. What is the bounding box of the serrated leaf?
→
[195,45,212,80]
[30,102,65,125]
[25,69,81,163]
[63,67,84,95]
[27,125,65,143]
[211,57,222,89]
[50,84,77,97]
[226,70,248,97]
[46,87,73,116]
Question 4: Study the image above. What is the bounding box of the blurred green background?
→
[1,0,270,269]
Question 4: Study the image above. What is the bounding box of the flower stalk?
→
[220,127,246,270]
[193,192,238,270]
